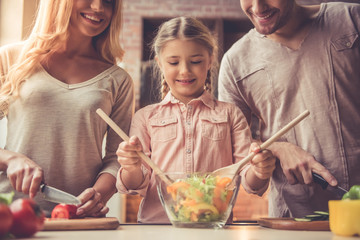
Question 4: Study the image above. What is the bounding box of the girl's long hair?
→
[0,0,124,116]
[151,17,218,100]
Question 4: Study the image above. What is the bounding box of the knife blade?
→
[40,184,81,205]
[312,172,348,197]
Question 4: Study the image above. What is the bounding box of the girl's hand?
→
[250,143,276,180]
[76,188,109,218]
[116,136,143,173]
[6,153,44,198]
[116,136,146,190]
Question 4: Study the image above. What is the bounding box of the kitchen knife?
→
[40,184,81,205]
[312,172,348,197]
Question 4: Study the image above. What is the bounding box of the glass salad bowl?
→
[155,172,241,229]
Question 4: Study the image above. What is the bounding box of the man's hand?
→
[271,142,338,186]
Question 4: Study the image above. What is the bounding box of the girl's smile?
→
[176,78,196,84]
[156,39,212,104]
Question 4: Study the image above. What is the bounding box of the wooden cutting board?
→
[258,218,330,231]
[43,217,119,231]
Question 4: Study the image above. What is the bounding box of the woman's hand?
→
[76,188,109,218]
[75,173,117,218]
[250,142,276,180]
[6,152,44,198]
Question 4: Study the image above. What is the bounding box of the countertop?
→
[31,223,360,240]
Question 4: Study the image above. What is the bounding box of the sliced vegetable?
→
[314,211,329,216]
[166,174,234,223]
[294,218,311,222]
[294,211,329,222]
[51,204,79,219]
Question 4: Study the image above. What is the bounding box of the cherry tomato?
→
[51,204,79,219]
[9,198,45,238]
[0,203,13,237]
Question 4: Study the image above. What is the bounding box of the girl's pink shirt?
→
[116,91,267,223]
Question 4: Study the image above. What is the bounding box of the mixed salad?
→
[165,174,235,223]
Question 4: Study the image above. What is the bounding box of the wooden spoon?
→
[210,110,310,178]
[96,108,173,185]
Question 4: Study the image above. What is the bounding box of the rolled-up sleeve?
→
[240,164,269,196]
[116,165,151,197]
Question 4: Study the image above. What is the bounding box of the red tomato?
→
[0,203,13,237]
[51,204,79,219]
[9,198,45,238]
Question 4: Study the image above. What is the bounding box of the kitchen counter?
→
[32,223,359,240]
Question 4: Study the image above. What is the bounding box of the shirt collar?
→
[160,91,216,109]
[253,28,267,38]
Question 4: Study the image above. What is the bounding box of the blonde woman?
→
[0,0,134,217]
[115,17,275,223]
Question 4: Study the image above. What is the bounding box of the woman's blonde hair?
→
[151,17,218,100]
[0,0,124,116]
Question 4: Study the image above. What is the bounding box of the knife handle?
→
[312,172,329,189]
[39,183,46,192]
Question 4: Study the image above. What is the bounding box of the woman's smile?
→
[80,13,104,25]
[70,0,113,38]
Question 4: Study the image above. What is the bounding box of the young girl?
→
[116,17,275,223]
[0,0,134,217]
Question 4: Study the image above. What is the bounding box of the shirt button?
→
[161,120,165,124]
[346,42,351,47]
[186,149,191,154]
[187,121,191,125]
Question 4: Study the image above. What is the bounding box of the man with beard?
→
[218,0,360,217]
